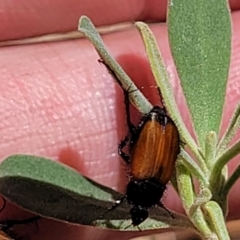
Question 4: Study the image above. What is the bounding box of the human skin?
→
[0,1,240,240]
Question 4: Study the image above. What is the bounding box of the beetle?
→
[114,87,180,226]
[98,58,180,226]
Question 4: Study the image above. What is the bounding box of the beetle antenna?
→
[158,202,174,219]
[124,222,142,231]
[106,196,126,213]
[156,86,167,112]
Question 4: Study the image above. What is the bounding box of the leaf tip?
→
[78,15,90,30]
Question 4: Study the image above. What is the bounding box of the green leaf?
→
[78,16,152,115]
[135,21,208,175]
[221,164,240,199]
[210,140,240,195]
[0,155,120,225]
[205,131,218,170]
[0,155,192,230]
[176,161,212,238]
[178,148,207,187]
[217,103,240,156]
[168,0,231,149]
[203,201,230,240]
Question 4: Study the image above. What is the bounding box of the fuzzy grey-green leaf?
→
[0,155,120,225]
[203,201,230,240]
[78,16,152,114]
[0,154,192,230]
[168,0,231,149]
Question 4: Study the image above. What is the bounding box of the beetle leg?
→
[122,87,135,133]
[107,196,126,212]
[97,196,126,224]
[157,202,174,219]
[118,85,139,165]
[118,133,131,164]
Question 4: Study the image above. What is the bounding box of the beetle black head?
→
[130,206,148,226]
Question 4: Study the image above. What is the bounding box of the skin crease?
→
[0,1,240,240]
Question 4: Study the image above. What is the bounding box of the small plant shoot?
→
[77,1,238,239]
